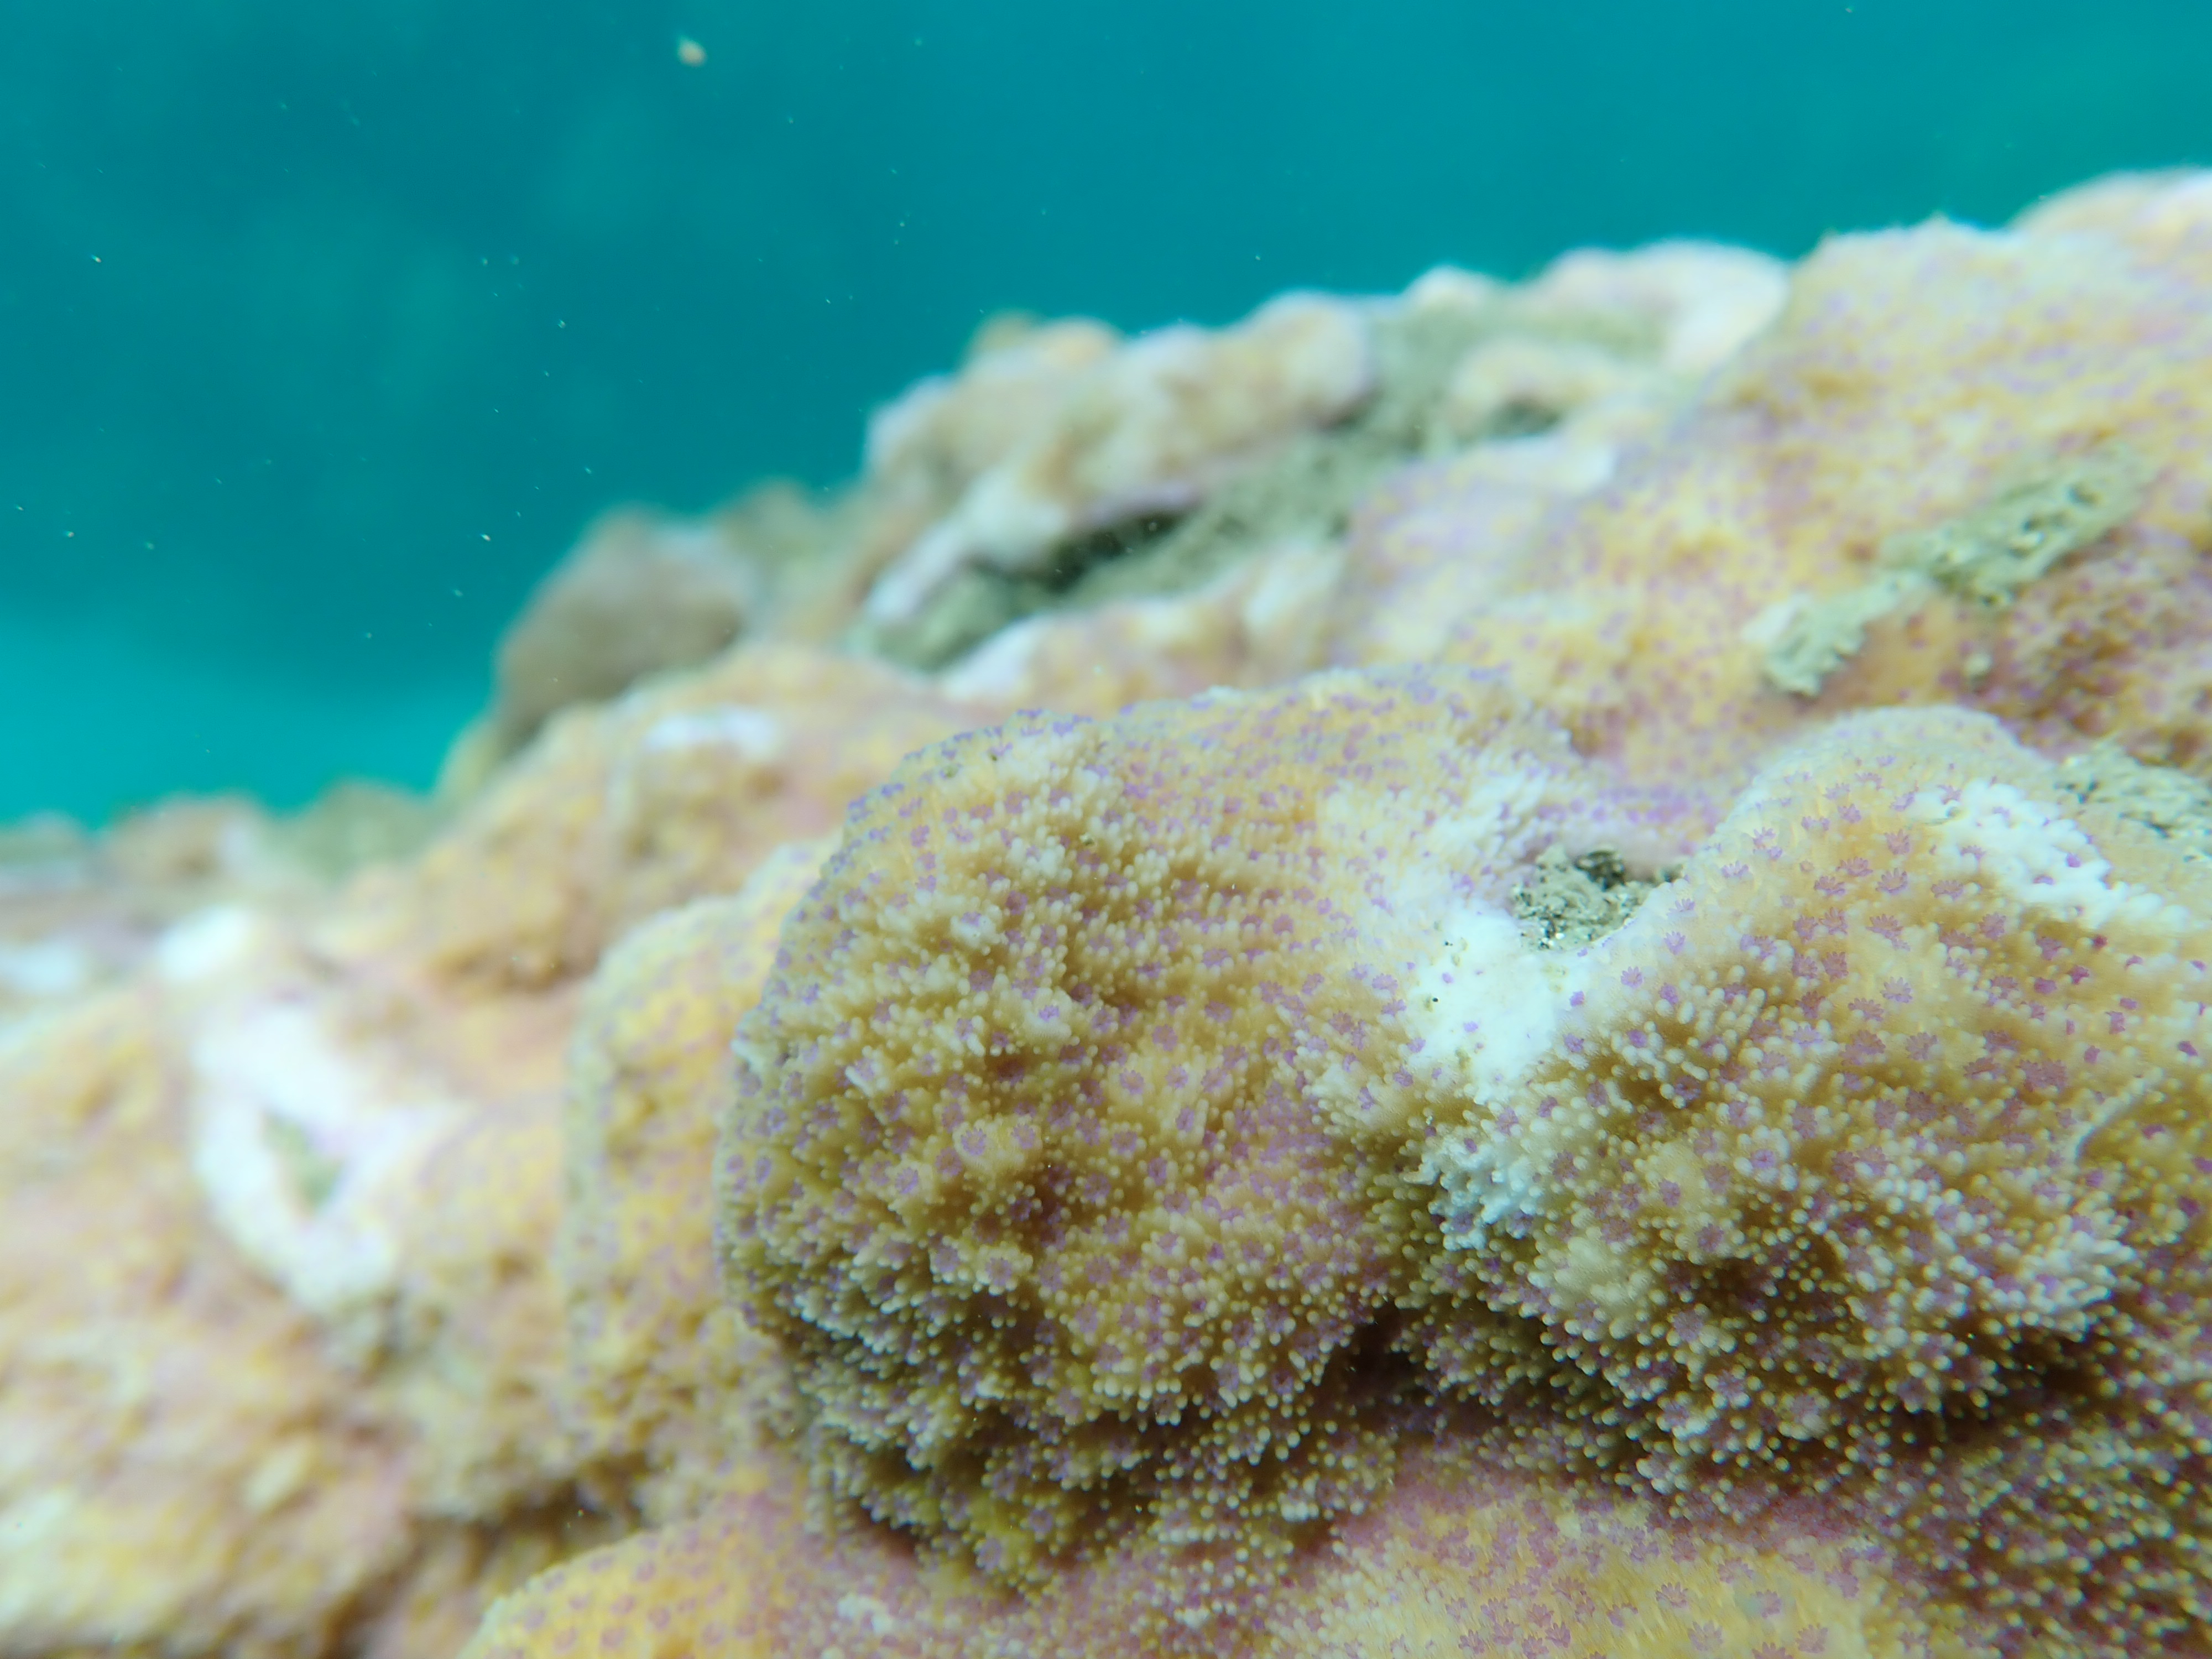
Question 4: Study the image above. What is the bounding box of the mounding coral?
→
[514,676,2209,1658]
[1414,706,2212,1652]
[0,644,994,1657]
[720,666,1697,1611]
[5,170,2212,1659]
[1364,195,2212,788]
[856,294,1376,637]
[557,839,834,1524]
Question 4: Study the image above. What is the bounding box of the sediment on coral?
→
[1509,843,1676,948]
[1379,205,2212,796]
[2054,740,2212,858]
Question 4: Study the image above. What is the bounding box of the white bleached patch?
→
[0,940,90,999]
[155,905,263,984]
[1423,1115,1554,1247]
[1358,768,1595,1245]
[189,1001,459,1337]
[1404,896,1609,1249]
[641,705,788,764]
[1911,780,2193,935]
[1405,907,1568,1113]
[835,1593,902,1636]
[1396,774,1552,896]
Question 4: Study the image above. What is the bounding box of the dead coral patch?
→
[868,274,1736,673]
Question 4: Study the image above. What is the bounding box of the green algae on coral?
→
[1749,443,2154,698]
[1884,441,2152,607]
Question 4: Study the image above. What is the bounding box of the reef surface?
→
[5,170,2212,1658]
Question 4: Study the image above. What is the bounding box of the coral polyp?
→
[721,670,1616,1607]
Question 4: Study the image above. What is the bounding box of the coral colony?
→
[5,170,2212,1658]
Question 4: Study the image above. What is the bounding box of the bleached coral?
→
[860,243,1782,684]
[863,315,1123,505]
[0,986,418,1657]
[0,788,437,1036]
[858,295,1375,632]
[0,645,997,1657]
[1515,240,1791,376]
[933,537,1343,716]
[695,674,2212,1655]
[2015,166,2212,284]
[432,170,2212,1658]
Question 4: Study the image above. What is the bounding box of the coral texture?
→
[859,243,1784,677]
[7,170,2212,1659]
[397,643,989,988]
[0,985,413,1656]
[462,1443,1948,1659]
[0,645,987,1656]
[1415,708,2212,1650]
[858,295,1375,634]
[723,667,1695,1609]
[558,841,832,1522]
[1366,201,2212,788]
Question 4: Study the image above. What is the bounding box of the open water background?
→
[3,0,2209,821]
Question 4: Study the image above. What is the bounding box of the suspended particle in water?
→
[676,36,707,67]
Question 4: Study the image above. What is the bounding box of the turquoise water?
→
[4,0,2208,822]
